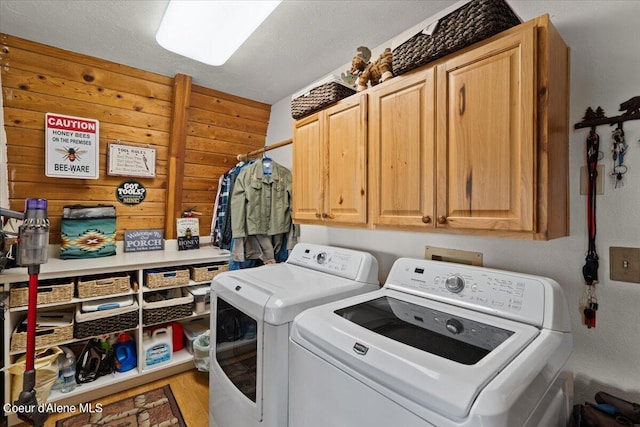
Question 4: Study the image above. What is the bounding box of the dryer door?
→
[211,276,269,425]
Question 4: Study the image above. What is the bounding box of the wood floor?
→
[15,369,209,427]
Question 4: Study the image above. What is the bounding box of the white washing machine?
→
[209,243,379,427]
[289,258,574,427]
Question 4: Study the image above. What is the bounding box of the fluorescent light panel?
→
[156,0,281,66]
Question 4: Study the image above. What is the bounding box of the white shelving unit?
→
[1,243,228,425]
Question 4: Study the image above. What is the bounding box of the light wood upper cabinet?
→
[435,26,536,232]
[292,15,569,240]
[292,94,367,225]
[292,113,324,222]
[369,68,436,227]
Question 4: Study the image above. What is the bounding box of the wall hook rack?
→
[574,96,640,129]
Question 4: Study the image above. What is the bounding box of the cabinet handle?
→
[321,213,334,220]
[315,212,321,219]
[437,216,448,224]
[421,216,432,224]
[459,84,466,116]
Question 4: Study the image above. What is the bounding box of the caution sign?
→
[45,113,99,179]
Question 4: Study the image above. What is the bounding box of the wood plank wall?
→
[0,33,270,244]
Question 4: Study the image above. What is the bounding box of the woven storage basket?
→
[10,278,74,307]
[392,0,521,76]
[190,262,229,283]
[11,314,74,352]
[143,289,194,325]
[74,300,139,339]
[144,267,190,289]
[77,273,131,298]
[291,80,355,120]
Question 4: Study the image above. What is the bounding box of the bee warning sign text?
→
[45,113,100,179]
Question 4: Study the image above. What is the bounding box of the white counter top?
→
[0,242,229,284]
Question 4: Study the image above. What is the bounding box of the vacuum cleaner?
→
[1,199,50,426]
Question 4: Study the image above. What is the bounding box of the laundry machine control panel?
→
[386,259,547,326]
[286,243,378,283]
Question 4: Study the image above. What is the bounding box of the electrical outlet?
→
[580,165,604,195]
[609,247,640,284]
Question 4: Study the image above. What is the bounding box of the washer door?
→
[211,276,268,425]
[335,296,514,365]
[291,288,540,420]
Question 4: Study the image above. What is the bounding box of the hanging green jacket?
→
[230,160,292,238]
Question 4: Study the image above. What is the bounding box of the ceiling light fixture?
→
[156,0,282,66]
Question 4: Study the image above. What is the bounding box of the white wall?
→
[266,1,640,405]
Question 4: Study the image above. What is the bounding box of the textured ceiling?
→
[0,0,461,104]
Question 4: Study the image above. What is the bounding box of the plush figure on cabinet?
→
[341,46,371,87]
[344,46,394,92]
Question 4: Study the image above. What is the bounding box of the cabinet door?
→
[369,69,436,227]
[293,113,324,221]
[324,94,367,224]
[436,27,535,232]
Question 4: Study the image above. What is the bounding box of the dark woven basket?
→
[392,0,521,76]
[291,82,355,120]
[74,310,139,339]
[143,303,193,325]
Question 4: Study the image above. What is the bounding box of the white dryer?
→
[289,258,573,427]
[209,243,379,427]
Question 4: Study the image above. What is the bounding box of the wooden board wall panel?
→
[190,91,271,123]
[41,200,166,216]
[182,178,220,192]
[191,84,271,111]
[4,109,171,148]
[182,190,217,205]
[187,120,265,146]
[1,66,173,117]
[164,74,191,239]
[189,107,269,135]
[186,135,264,157]
[2,33,271,247]
[4,125,163,152]
[9,182,167,203]
[8,168,169,191]
[6,146,168,179]
[184,150,236,169]
[183,164,230,179]
[1,37,173,100]
[2,88,171,131]
[1,34,173,85]
[7,164,168,187]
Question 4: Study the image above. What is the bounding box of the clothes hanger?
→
[262,146,272,176]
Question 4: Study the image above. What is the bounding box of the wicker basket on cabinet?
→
[77,273,131,298]
[10,278,74,307]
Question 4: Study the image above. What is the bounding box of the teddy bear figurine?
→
[343,46,394,92]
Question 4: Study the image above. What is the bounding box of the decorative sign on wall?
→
[124,229,164,253]
[45,113,99,179]
[116,180,147,205]
[107,142,156,178]
[177,217,200,251]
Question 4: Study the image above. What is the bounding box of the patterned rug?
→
[55,385,186,427]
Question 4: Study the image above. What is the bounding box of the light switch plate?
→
[609,247,640,284]
[425,246,483,266]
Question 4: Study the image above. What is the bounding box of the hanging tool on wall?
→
[610,123,628,187]
[1,199,51,426]
[573,98,640,329]
[581,127,600,328]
